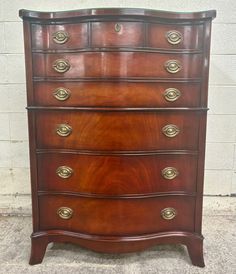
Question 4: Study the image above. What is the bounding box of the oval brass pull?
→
[53,87,71,101]
[161,207,177,220]
[164,60,182,74]
[52,30,70,44]
[56,124,72,137]
[164,88,181,102]
[166,30,182,45]
[57,207,73,220]
[56,166,73,179]
[53,59,70,73]
[162,124,180,138]
[162,167,179,180]
[114,23,121,32]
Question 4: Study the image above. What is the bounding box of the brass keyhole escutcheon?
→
[164,88,181,102]
[52,30,70,44]
[166,30,182,45]
[53,59,71,73]
[114,23,121,32]
[161,207,177,220]
[56,166,73,179]
[162,167,179,180]
[57,207,73,220]
[162,124,180,138]
[56,124,72,137]
[164,60,182,74]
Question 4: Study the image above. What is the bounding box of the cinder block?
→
[4,22,24,53]
[204,170,232,195]
[9,113,28,141]
[0,141,11,167]
[10,141,29,168]
[205,143,234,170]
[8,84,27,112]
[0,23,4,53]
[0,113,10,140]
[5,54,25,84]
[0,85,10,112]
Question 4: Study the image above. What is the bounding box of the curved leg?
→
[186,237,205,267]
[29,236,49,265]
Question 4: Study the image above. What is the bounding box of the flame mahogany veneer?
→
[19,8,216,266]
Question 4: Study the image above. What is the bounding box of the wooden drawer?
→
[33,52,202,78]
[33,82,201,107]
[35,110,201,151]
[37,153,198,194]
[147,23,204,50]
[91,21,144,47]
[31,23,88,50]
[39,195,195,235]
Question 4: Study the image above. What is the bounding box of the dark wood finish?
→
[33,82,201,107]
[20,7,216,266]
[37,153,198,194]
[39,195,195,235]
[31,23,88,50]
[35,110,201,150]
[147,23,204,50]
[33,52,202,78]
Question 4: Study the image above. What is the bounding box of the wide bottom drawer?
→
[39,195,195,235]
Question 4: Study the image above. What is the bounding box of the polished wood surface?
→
[33,52,202,78]
[35,110,201,150]
[39,195,195,235]
[33,82,201,107]
[20,7,216,266]
[37,153,198,194]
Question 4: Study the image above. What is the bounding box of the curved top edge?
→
[19,8,216,21]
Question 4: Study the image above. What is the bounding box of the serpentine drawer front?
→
[19,8,216,266]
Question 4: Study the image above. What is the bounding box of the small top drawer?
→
[147,24,204,50]
[91,21,144,47]
[31,23,88,50]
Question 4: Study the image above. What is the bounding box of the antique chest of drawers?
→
[19,8,216,266]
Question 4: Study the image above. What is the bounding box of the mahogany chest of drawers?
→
[19,8,216,266]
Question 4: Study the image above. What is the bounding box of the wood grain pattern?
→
[35,110,201,151]
[33,82,201,107]
[37,153,198,194]
[33,52,202,78]
[39,195,195,235]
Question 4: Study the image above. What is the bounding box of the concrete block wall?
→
[0,0,236,214]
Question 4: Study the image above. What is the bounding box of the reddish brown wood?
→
[35,110,201,150]
[33,52,202,78]
[38,195,195,235]
[37,153,198,194]
[91,22,144,47]
[33,82,201,107]
[20,7,216,266]
[31,23,88,50]
[147,23,204,50]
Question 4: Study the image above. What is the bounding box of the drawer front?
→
[33,82,201,107]
[37,153,198,194]
[31,23,88,50]
[147,24,204,50]
[35,111,200,151]
[33,52,202,78]
[39,195,195,235]
[91,22,144,47]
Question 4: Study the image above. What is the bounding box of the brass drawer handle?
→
[53,59,70,73]
[56,166,73,179]
[53,87,71,101]
[57,207,73,220]
[164,88,181,102]
[161,207,177,220]
[114,23,121,32]
[52,30,70,44]
[166,30,182,45]
[164,60,182,74]
[56,124,72,137]
[162,124,180,138]
[162,167,179,180]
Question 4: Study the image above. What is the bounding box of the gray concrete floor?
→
[0,197,236,274]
